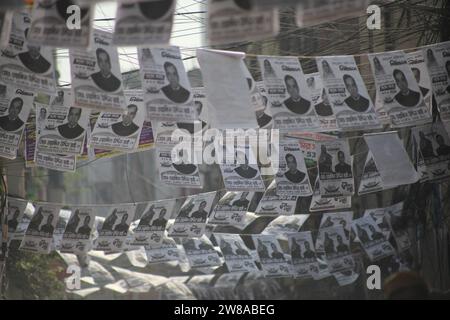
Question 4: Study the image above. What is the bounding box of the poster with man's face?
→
[412,122,450,182]
[316,56,380,131]
[29,0,92,47]
[423,41,450,121]
[138,46,196,121]
[70,29,125,111]
[130,199,176,247]
[369,51,431,128]
[316,139,354,197]
[182,236,221,269]
[37,89,89,155]
[215,233,258,273]
[407,50,433,113]
[255,180,298,216]
[253,82,273,129]
[145,236,180,264]
[208,0,279,46]
[316,211,353,253]
[317,225,354,274]
[0,85,34,159]
[20,204,62,254]
[168,191,217,238]
[219,144,265,192]
[113,0,175,46]
[95,205,136,253]
[6,197,28,241]
[352,216,395,262]
[288,231,319,279]
[209,191,253,226]
[0,9,56,94]
[258,55,321,132]
[60,206,95,254]
[252,234,291,278]
[90,91,145,151]
[274,141,312,196]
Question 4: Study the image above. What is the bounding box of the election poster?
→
[145,237,181,264]
[208,191,253,226]
[407,50,433,113]
[252,235,291,278]
[60,206,96,254]
[182,236,221,269]
[288,231,319,279]
[317,225,355,274]
[255,180,298,216]
[215,233,259,273]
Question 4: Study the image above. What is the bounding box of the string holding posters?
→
[288,231,319,279]
[113,0,175,46]
[168,191,217,238]
[214,233,259,273]
[94,205,136,253]
[274,140,312,196]
[316,139,354,197]
[258,55,321,132]
[90,91,145,151]
[29,0,92,47]
[352,216,395,261]
[369,51,431,127]
[316,55,381,131]
[0,9,56,94]
[182,236,222,269]
[207,0,279,46]
[60,206,95,254]
[37,88,89,155]
[412,122,450,182]
[208,191,253,226]
[252,235,291,278]
[406,50,433,113]
[20,204,62,254]
[70,29,126,112]
[130,199,175,247]
[0,85,33,159]
[423,41,450,121]
[138,46,196,122]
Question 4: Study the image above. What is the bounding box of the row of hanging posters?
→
[3,195,413,283]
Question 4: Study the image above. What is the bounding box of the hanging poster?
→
[145,237,181,264]
[20,204,61,254]
[35,152,76,172]
[369,51,431,127]
[60,207,96,254]
[309,177,352,212]
[208,191,253,226]
[6,197,28,243]
[412,122,450,182]
[182,236,221,269]
[258,55,321,132]
[254,82,273,129]
[70,29,126,111]
[274,141,312,196]
[263,214,309,235]
[317,139,354,197]
[130,199,175,247]
[113,0,175,46]
[168,192,217,238]
[316,211,354,252]
[352,216,395,261]
[95,205,136,253]
[138,46,196,121]
[255,180,298,216]
[384,202,411,251]
[90,91,145,151]
[252,235,291,278]
[29,0,92,47]
[423,42,450,121]
[0,9,56,94]
[37,89,89,155]
[215,233,259,273]
[207,0,279,46]
[316,55,380,131]
[288,231,319,279]
[317,225,354,273]
[406,50,433,113]
[358,151,385,195]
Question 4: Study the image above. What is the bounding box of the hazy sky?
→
[56,0,205,85]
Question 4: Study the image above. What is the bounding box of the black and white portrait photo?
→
[411,67,430,97]
[18,29,51,74]
[283,153,306,183]
[393,69,421,107]
[0,97,25,132]
[283,75,311,115]
[314,88,333,117]
[91,48,122,92]
[111,104,140,137]
[137,0,174,20]
[343,74,370,112]
[334,150,352,175]
[57,107,85,139]
[161,61,190,104]
[233,151,258,179]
